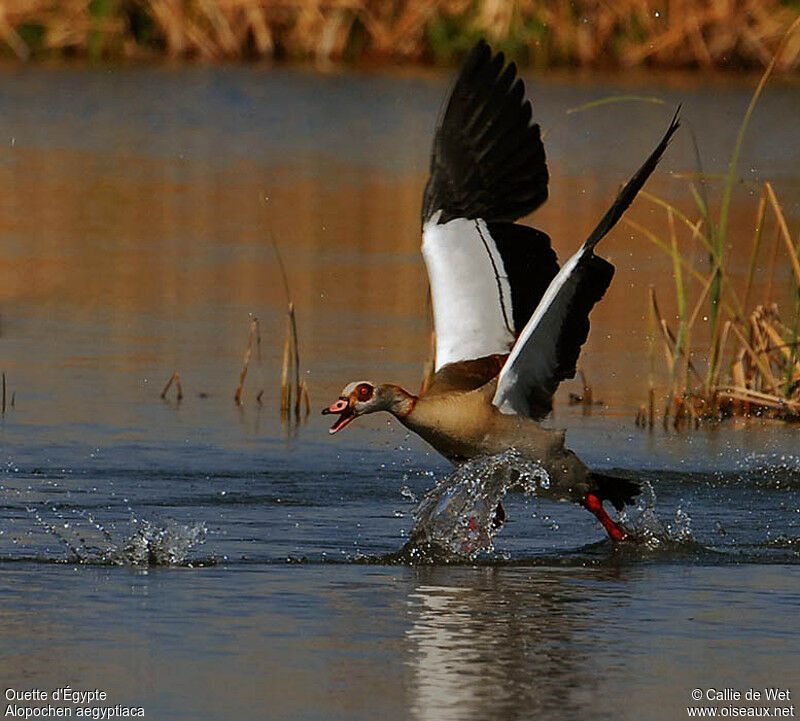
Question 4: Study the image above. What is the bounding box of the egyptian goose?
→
[323,40,680,542]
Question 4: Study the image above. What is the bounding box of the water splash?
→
[123,518,208,566]
[401,450,551,563]
[736,452,800,489]
[763,535,800,554]
[16,505,208,566]
[617,481,697,551]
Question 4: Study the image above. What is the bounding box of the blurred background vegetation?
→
[0,0,797,70]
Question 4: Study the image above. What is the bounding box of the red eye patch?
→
[356,383,373,401]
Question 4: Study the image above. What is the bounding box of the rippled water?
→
[1,65,799,720]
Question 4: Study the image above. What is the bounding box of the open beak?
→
[322,397,356,434]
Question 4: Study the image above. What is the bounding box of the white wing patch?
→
[422,213,515,370]
[492,246,586,414]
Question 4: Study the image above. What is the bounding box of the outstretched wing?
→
[422,39,548,225]
[492,109,682,419]
[421,40,556,379]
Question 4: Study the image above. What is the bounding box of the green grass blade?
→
[566,95,666,115]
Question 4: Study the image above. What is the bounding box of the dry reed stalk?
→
[234,316,260,406]
[649,287,703,383]
[763,224,782,307]
[765,183,800,285]
[1,371,5,414]
[749,312,772,384]
[280,305,310,424]
[288,302,303,419]
[749,306,800,398]
[730,320,778,393]
[650,287,681,422]
[716,385,800,415]
[732,348,747,388]
[757,307,794,368]
[672,396,685,429]
[271,234,309,424]
[296,378,308,420]
[160,371,183,401]
[280,320,292,417]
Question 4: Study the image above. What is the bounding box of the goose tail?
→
[591,473,642,512]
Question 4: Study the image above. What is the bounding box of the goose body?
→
[394,381,593,500]
[324,40,679,541]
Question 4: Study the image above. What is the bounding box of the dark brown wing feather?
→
[424,354,507,397]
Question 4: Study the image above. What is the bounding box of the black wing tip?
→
[669,103,682,131]
[423,39,549,226]
[583,105,682,251]
[463,38,491,67]
[649,103,683,167]
[661,103,682,151]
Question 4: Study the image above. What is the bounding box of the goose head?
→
[322,381,413,434]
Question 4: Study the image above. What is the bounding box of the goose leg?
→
[583,493,626,542]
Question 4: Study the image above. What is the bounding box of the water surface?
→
[1,65,799,720]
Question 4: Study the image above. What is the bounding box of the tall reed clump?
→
[229,229,309,429]
[629,17,800,427]
[271,238,310,427]
[280,301,310,424]
[0,0,798,70]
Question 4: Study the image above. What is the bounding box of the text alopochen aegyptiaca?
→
[324,40,680,542]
